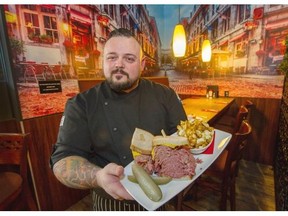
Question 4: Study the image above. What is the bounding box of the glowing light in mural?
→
[172,24,186,57]
[202,39,212,62]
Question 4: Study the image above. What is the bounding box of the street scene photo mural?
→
[3,4,286,119]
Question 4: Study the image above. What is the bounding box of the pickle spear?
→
[128,175,172,185]
[131,163,162,202]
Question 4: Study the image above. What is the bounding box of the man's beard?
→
[106,69,139,92]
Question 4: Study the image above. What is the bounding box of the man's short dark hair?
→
[107,28,135,40]
[105,28,143,58]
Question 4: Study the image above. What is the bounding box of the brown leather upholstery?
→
[177,120,252,210]
[0,133,38,210]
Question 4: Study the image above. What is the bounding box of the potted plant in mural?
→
[39,34,53,44]
[63,39,74,52]
[28,33,53,44]
[28,32,40,42]
[9,37,26,63]
[278,36,288,76]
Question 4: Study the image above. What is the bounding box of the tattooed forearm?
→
[53,156,101,189]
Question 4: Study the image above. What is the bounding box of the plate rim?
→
[120,129,232,210]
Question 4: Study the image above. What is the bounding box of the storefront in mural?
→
[3,5,106,120]
[3,4,287,119]
[265,29,288,67]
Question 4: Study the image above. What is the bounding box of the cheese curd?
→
[177,118,214,149]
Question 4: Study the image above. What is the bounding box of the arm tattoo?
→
[53,156,100,189]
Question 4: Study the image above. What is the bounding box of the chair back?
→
[244,100,253,110]
[50,65,63,79]
[224,120,252,178]
[233,105,248,133]
[33,64,45,75]
[0,133,34,210]
[24,65,36,77]
[244,100,253,121]
[0,133,28,176]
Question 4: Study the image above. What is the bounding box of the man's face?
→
[103,36,145,92]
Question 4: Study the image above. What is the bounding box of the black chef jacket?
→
[50,78,187,168]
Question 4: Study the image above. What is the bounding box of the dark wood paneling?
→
[78,76,170,92]
[78,79,103,92]
[232,97,281,165]
[23,114,88,210]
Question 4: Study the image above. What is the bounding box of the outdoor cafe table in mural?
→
[181,96,235,125]
[16,62,70,83]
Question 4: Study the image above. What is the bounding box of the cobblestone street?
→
[149,69,285,99]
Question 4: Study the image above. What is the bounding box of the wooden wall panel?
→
[23,114,88,210]
[78,79,103,92]
[78,76,170,92]
[233,97,281,165]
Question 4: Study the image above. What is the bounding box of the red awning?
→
[229,32,247,42]
[219,40,228,46]
[41,5,56,10]
[70,10,91,25]
[265,19,288,30]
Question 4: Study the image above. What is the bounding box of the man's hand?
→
[53,156,133,200]
[96,163,134,200]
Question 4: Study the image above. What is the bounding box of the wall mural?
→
[3,4,287,119]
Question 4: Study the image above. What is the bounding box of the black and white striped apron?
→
[92,189,165,211]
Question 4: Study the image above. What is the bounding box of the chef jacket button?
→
[104,102,108,105]
[123,156,127,160]
[113,127,118,131]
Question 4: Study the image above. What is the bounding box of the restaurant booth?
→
[1,4,288,211]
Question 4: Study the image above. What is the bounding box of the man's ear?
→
[141,56,147,71]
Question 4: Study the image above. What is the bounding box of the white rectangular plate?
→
[120,129,232,211]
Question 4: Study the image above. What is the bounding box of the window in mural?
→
[2,4,287,120]
[235,41,247,58]
[238,5,251,23]
[211,20,218,40]
[22,5,58,44]
[43,15,58,43]
[24,12,40,40]
[221,8,231,34]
